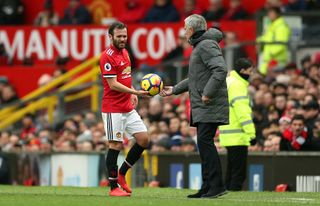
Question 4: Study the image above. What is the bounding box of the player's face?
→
[110,28,128,50]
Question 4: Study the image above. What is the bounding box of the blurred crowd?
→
[1,49,320,154]
[1,0,319,26]
[0,94,198,153]
[3,48,320,153]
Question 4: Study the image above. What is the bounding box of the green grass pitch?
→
[0,186,320,206]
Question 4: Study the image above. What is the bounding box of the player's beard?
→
[113,39,127,50]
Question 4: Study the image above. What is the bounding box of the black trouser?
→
[225,146,248,191]
[197,122,225,193]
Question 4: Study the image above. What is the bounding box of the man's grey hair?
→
[184,14,207,32]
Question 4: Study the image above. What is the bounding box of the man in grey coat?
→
[160,14,229,198]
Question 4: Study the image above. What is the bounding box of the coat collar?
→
[230,70,249,86]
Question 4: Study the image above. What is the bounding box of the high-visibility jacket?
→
[257,17,291,75]
[219,71,255,146]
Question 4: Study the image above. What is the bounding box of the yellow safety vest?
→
[219,71,256,146]
[257,17,291,75]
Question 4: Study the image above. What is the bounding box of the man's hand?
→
[202,95,211,105]
[159,86,173,97]
[131,94,138,108]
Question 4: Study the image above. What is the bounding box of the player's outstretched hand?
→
[160,86,173,97]
[134,90,150,97]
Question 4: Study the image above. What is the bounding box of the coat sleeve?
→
[229,82,256,138]
[173,78,189,95]
[199,42,227,98]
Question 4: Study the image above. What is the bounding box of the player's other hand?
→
[160,86,173,97]
[134,90,150,97]
[131,94,138,108]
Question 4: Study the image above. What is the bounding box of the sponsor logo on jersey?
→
[122,66,131,75]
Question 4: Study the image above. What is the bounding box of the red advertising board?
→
[0,21,256,97]
[0,21,256,65]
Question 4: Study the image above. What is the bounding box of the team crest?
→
[116,132,121,139]
[104,63,111,71]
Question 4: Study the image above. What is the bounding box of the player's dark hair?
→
[234,58,253,73]
[108,22,127,36]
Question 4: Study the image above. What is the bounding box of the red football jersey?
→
[99,45,133,113]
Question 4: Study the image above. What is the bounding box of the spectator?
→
[222,31,248,68]
[84,111,97,122]
[302,100,319,131]
[143,0,180,23]
[181,137,196,152]
[272,82,287,95]
[20,114,36,140]
[0,43,11,65]
[37,74,52,88]
[170,135,182,151]
[77,121,93,142]
[161,31,192,84]
[221,0,248,20]
[34,0,59,26]
[40,138,53,153]
[274,94,287,117]
[0,0,24,25]
[0,84,19,105]
[58,140,77,152]
[263,133,281,152]
[0,152,10,184]
[157,121,169,135]
[118,0,146,23]
[306,0,320,10]
[257,7,291,75]
[148,98,162,123]
[79,140,94,152]
[0,131,11,151]
[279,116,291,133]
[0,76,8,96]
[307,64,320,82]
[202,0,225,21]
[152,137,170,152]
[162,31,191,63]
[280,114,311,151]
[300,55,312,77]
[52,67,68,88]
[60,0,92,25]
[284,0,306,11]
[180,120,190,137]
[53,68,67,79]
[169,117,181,137]
[256,0,283,16]
[180,0,202,20]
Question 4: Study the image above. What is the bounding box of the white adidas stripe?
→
[106,49,114,56]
